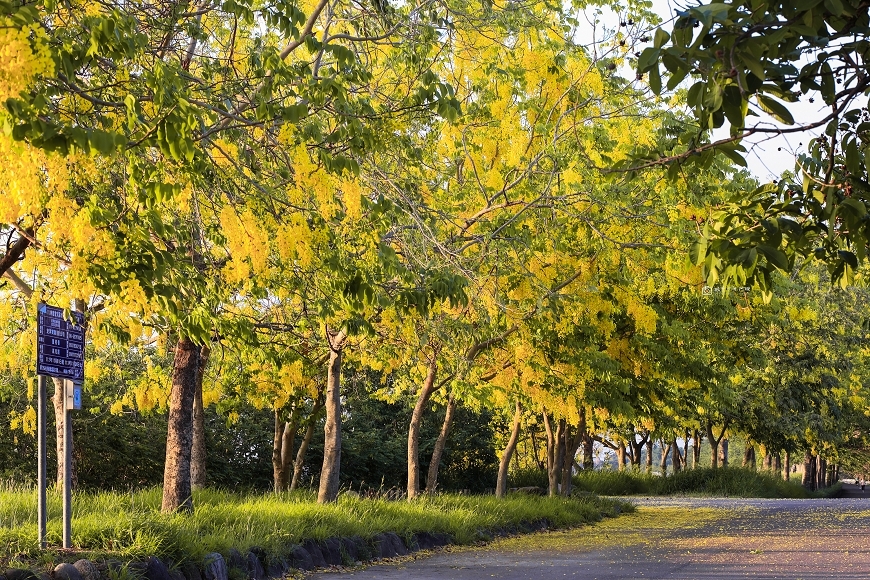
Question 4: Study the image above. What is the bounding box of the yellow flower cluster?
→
[0,19,53,102]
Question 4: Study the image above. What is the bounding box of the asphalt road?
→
[313,496,870,579]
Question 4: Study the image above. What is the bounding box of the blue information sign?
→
[36,303,85,380]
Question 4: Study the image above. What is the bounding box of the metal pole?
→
[37,374,46,549]
[63,380,72,549]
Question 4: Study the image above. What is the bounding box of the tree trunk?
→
[718,437,729,467]
[705,421,729,469]
[671,439,682,472]
[272,406,300,492]
[542,412,564,496]
[52,377,77,490]
[317,329,345,504]
[616,442,627,472]
[530,426,545,470]
[783,451,791,482]
[190,344,210,490]
[658,439,671,475]
[408,355,438,500]
[802,451,815,491]
[496,401,522,498]
[817,456,826,489]
[561,425,583,496]
[581,428,594,470]
[162,337,200,513]
[290,397,323,491]
[645,439,653,472]
[692,429,701,468]
[426,394,456,494]
[272,410,287,492]
[742,445,755,469]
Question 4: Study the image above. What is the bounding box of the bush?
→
[569,467,810,498]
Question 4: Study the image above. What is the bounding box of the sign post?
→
[36,303,85,550]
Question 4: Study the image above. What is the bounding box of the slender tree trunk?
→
[671,439,682,472]
[280,409,299,485]
[531,425,546,470]
[645,440,653,472]
[162,337,200,513]
[408,355,438,500]
[273,410,287,492]
[190,345,210,490]
[290,398,323,491]
[692,429,701,468]
[542,412,564,496]
[802,451,815,491]
[742,444,755,469]
[719,438,729,467]
[317,330,345,504]
[616,442,627,472]
[582,429,594,470]
[426,394,456,494]
[817,457,826,489]
[783,451,791,482]
[658,439,671,475]
[496,401,522,498]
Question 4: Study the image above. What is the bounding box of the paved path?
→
[314,498,870,579]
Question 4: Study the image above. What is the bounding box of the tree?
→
[634,0,870,289]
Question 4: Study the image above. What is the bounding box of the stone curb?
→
[2,519,551,580]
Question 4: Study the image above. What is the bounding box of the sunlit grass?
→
[0,486,632,564]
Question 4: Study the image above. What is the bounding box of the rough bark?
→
[162,337,200,513]
[408,355,438,500]
[190,344,210,490]
[290,397,323,491]
[317,329,345,504]
[496,401,522,498]
[783,451,791,482]
[425,394,456,494]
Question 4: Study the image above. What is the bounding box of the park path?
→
[313,497,870,579]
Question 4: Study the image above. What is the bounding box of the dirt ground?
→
[313,496,870,579]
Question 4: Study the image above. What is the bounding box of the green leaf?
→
[649,64,662,94]
[654,28,670,49]
[756,95,794,125]
[757,245,789,270]
[689,238,708,265]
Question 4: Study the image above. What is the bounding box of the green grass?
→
[0,486,631,566]
[569,467,816,498]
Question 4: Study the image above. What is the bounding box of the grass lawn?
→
[0,486,632,566]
